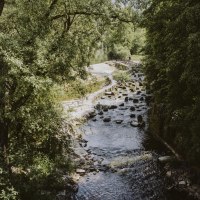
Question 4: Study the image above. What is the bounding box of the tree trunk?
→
[0,121,9,164]
[0,0,5,16]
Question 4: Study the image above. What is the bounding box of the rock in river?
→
[133,99,139,103]
[103,117,111,122]
[110,105,118,109]
[76,169,86,175]
[130,106,135,111]
[105,91,115,96]
[115,120,123,124]
[130,121,139,127]
[130,114,136,118]
[125,97,129,102]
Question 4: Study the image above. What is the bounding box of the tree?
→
[0,0,140,199]
[144,0,200,164]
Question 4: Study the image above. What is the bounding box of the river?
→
[74,63,168,200]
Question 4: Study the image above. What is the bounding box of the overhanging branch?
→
[51,11,134,23]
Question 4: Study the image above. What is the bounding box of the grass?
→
[131,54,145,62]
[53,77,109,102]
[113,70,131,82]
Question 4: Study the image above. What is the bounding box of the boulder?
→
[88,111,96,118]
[119,107,128,110]
[137,115,145,127]
[130,106,135,111]
[140,97,144,101]
[103,108,108,112]
[103,117,111,122]
[110,105,117,109]
[139,82,143,86]
[98,111,104,115]
[124,97,129,102]
[179,181,186,185]
[105,91,114,96]
[166,171,172,177]
[133,99,139,103]
[130,114,136,118]
[76,169,86,175]
[130,121,139,127]
[115,120,123,124]
[158,156,174,163]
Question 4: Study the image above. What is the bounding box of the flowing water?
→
[74,69,168,200]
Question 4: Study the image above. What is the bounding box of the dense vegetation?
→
[0,0,146,199]
[2,0,199,198]
[144,0,200,164]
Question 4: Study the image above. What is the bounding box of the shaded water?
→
[75,72,166,200]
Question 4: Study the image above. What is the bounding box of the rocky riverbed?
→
[58,62,200,200]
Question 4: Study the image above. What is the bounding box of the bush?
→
[113,70,131,82]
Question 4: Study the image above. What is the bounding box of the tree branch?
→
[51,11,133,23]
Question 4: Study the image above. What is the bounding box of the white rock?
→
[158,156,173,163]
[179,181,186,185]
[76,169,86,174]
[166,171,172,177]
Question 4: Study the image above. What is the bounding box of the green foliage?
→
[144,0,200,164]
[0,0,141,198]
[113,70,131,82]
[54,78,107,101]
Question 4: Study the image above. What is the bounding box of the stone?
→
[110,105,117,109]
[124,97,129,102]
[101,96,106,99]
[119,107,128,110]
[158,156,174,163]
[130,114,136,118]
[130,121,139,127]
[136,91,142,95]
[137,115,143,123]
[92,118,97,122]
[166,171,172,177]
[119,103,124,106]
[103,117,111,122]
[179,181,186,185]
[133,99,139,103]
[122,93,128,96]
[98,111,104,115]
[105,92,114,96]
[89,111,96,118]
[103,108,108,112]
[115,120,123,124]
[76,169,86,175]
[139,82,143,86]
[140,97,144,101]
[130,106,135,111]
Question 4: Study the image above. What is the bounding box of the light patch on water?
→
[109,153,153,168]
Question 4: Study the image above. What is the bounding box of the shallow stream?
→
[75,69,167,200]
